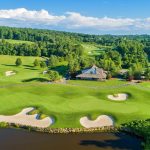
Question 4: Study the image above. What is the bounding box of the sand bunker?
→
[5,71,16,76]
[80,115,114,128]
[107,93,128,101]
[0,107,53,128]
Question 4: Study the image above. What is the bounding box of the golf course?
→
[0,55,150,128]
[0,26,150,149]
[1,1,150,149]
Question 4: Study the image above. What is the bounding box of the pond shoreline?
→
[0,122,144,149]
[0,122,143,139]
[0,128,142,150]
[0,122,118,133]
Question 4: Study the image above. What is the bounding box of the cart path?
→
[0,81,149,91]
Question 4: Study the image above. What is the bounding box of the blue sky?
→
[0,0,150,34]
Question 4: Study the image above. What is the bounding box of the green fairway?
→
[0,81,150,128]
[0,39,34,44]
[82,43,111,56]
[0,55,46,84]
[0,55,150,128]
[140,82,150,88]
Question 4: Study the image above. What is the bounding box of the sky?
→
[0,0,150,35]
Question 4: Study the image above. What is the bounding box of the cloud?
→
[0,8,65,25]
[0,8,150,33]
[65,12,135,30]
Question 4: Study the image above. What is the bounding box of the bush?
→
[15,58,22,66]
[0,122,9,128]
[123,119,150,149]
[107,72,112,79]
[47,70,60,81]
[126,69,134,81]
[40,61,47,68]
[33,59,40,67]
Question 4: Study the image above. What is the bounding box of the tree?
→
[99,58,118,74]
[47,70,60,81]
[73,44,84,56]
[40,61,47,68]
[132,63,143,80]
[115,40,147,68]
[145,68,150,80]
[126,68,134,81]
[126,63,143,81]
[33,59,40,67]
[106,72,112,80]
[48,55,59,68]
[68,59,80,77]
[15,58,22,66]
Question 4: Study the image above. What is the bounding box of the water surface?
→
[0,129,141,150]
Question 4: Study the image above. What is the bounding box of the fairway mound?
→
[107,93,128,101]
[80,115,114,128]
[0,107,53,128]
[5,71,16,76]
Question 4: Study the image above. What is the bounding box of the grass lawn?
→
[0,81,150,128]
[140,81,150,88]
[0,55,150,128]
[82,43,111,56]
[67,79,127,87]
[0,55,45,83]
[0,39,34,44]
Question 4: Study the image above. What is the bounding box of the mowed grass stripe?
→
[0,82,149,127]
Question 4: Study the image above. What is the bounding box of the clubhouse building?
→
[76,65,107,80]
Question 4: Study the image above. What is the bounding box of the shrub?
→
[123,119,150,149]
[15,58,22,66]
[0,122,9,128]
[40,61,47,68]
[47,70,60,81]
[33,59,40,67]
[107,72,112,79]
[126,69,134,81]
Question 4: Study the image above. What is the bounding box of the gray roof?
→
[76,65,107,79]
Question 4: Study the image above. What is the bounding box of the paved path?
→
[65,82,136,90]
[0,81,149,91]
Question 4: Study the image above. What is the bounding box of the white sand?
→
[107,93,128,101]
[0,107,53,128]
[43,70,48,75]
[5,71,16,76]
[80,115,114,128]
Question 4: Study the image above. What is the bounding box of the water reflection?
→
[0,129,141,150]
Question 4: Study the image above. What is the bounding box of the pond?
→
[0,128,141,150]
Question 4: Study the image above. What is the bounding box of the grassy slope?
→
[0,55,150,128]
[0,81,149,128]
[0,55,44,84]
[82,43,111,56]
[0,39,34,44]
